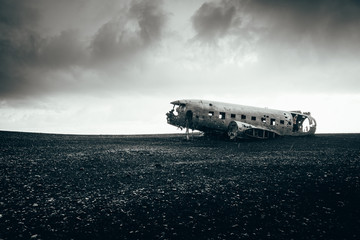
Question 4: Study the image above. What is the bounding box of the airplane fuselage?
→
[166,99,316,139]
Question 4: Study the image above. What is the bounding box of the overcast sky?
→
[1,0,360,134]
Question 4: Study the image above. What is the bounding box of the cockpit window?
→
[179,104,186,111]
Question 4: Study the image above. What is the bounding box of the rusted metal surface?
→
[167,99,317,139]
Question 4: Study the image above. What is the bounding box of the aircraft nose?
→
[170,100,180,105]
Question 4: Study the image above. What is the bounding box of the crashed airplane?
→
[166,99,316,140]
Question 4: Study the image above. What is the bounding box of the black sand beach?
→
[0,131,359,239]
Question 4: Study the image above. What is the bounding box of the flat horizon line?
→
[1,130,360,137]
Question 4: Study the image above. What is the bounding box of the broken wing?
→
[227,121,280,139]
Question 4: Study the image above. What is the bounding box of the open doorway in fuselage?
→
[291,113,311,133]
[291,113,299,132]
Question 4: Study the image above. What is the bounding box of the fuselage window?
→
[280,120,285,124]
[271,118,276,125]
[219,112,226,119]
[261,117,266,123]
[251,116,256,121]
[241,115,246,120]
[208,111,214,117]
[231,114,236,119]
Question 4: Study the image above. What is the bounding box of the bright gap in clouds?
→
[1,93,359,134]
[0,95,175,135]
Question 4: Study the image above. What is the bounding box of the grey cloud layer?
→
[0,0,167,99]
[1,0,360,100]
[191,0,360,58]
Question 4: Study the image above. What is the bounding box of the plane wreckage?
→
[166,99,316,140]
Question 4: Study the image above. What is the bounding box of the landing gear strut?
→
[185,110,193,141]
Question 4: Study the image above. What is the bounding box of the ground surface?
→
[0,131,359,240]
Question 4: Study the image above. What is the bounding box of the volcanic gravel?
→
[0,131,359,240]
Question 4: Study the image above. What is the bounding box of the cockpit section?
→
[166,102,188,129]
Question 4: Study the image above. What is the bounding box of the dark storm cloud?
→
[40,30,85,68]
[191,0,360,56]
[0,0,168,99]
[130,0,167,44]
[90,0,167,62]
[191,1,237,42]
[0,0,39,28]
[0,0,41,98]
[251,0,360,56]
